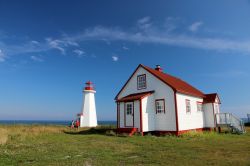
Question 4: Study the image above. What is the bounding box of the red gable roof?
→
[142,65,205,98]
[117,91,154,102]
[115,64,205,100]
[204,93,221,104]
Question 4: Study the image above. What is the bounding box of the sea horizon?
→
[0,120,117,126]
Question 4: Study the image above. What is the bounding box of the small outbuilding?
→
[115,64,222,136]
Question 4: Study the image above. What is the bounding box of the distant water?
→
[0,120,116,126]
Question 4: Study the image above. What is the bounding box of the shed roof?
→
[203,93,221,104]
[117,91,154,102]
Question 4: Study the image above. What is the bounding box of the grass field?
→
[0,125,250,166]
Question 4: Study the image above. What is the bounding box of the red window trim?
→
[185,99,191,113]
[137,74,147,90]
[196,101,203,112]
[155,99,165,114]
[124,101,134,127]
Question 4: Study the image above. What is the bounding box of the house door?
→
[125,102,134,127]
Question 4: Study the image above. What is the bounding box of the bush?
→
[105,130,116,136]
[245,122,250,126]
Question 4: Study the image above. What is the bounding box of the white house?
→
[115,64,221,136]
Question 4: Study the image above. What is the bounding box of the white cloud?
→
[112,56,119,62]
[2,17,250,62]
[66,26,250,54]
[188,21,203,32]
[122,46,129,50]
[46,38,66,54]
[164,17,180,32]
[30,40,40,45]
[73,49,85,57]
[30,55,44,62]
[137,16,152,30]
[137,16,151,25]
[0,49,6,62]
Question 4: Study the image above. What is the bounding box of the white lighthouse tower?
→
[79,81,98,127]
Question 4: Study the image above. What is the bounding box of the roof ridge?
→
[142,64,205,98]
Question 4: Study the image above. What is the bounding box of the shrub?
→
[245,122,250,127]
[105,130,116,136]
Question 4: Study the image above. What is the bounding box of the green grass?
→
[0,125,250,166]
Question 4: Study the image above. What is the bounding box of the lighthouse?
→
[79,81,98,127]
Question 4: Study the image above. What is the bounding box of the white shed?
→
[115,64,221,136]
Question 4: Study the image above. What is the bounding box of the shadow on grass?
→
[63,125,117,136]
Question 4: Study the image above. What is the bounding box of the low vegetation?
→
[0,125,250,165]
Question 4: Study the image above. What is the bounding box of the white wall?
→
[142,96,155,132]
[118,101,140,129]
[119,102,124,128]
[176,93,204,131]
[80,90,97,127]
[117,67,176,131]
[203,103,215,128]
[134,101,140,130]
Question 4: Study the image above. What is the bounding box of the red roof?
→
[204,93,221,103]
[117,91,154,102]
[115,64,205,100]
[141,65,205,98]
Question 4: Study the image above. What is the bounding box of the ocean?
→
[0,120,116,126]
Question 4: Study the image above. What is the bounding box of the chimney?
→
[155,65,163,72]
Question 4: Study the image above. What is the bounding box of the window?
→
[186,99,191,113]
[197,102,203,112]
[126,103,133,115]
[137,74,146,90]
[155,99,165,114]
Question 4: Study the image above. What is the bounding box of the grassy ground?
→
[0,125,250,166]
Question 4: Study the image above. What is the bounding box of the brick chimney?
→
[155,65,163,72]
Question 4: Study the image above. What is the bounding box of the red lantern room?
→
[84,81,95,91]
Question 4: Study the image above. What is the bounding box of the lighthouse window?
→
[155,99,165,114]
[137,74,146,90]
[126,103,133,115]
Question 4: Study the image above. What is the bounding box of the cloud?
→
[137,16,152,30]
[188,21,203,32]
[66,26,250,54]
[0,49,6,62]
[2,17,250,62]
[30,55,44,62]
[73,49,85,57]
[112,56,119,62]
[164,17,180,32]
[122,46,129,50]
[137,16,151,25]
[46,38,66,54]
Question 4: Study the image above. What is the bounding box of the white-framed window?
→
[137,74,146,90]
[186,99,191,113]
[126,103,133,115]
[197,102,203,112]
[155,99,165,114]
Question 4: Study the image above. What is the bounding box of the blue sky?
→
[0,0,250,120]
